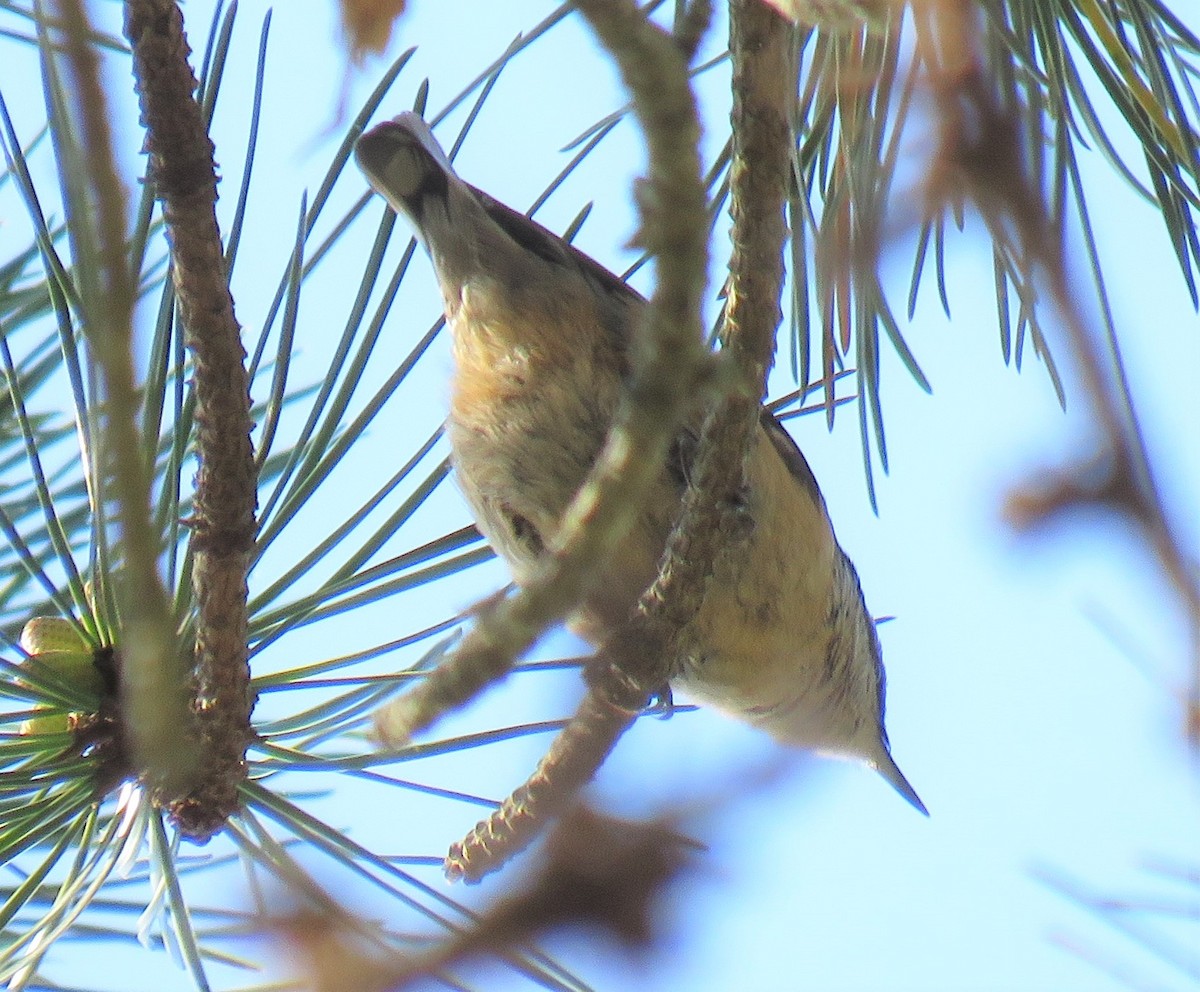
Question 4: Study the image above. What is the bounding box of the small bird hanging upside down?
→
[355,113,927,815]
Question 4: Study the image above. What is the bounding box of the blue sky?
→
[1,1,1197,990]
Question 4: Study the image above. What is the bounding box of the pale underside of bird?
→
[355,112,926,815]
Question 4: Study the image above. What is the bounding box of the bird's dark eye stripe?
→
[412,158,449,201]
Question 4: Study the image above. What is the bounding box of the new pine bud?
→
[17,616,102,736]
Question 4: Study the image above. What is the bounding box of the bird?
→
[354,112,927,814]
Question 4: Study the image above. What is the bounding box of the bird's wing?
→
[469,183,647,311]
[759,410,829,516]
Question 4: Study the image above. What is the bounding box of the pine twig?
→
[125,0,257,839]
[445,691,634,883]
[600,0,795,711]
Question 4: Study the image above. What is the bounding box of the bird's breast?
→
[446,277,638,583]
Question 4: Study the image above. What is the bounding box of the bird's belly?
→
[664,429,844,748]
[452,399,849,750]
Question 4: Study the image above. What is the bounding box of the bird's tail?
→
[873,749,928,815]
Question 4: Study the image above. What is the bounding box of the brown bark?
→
[125,0,257,840]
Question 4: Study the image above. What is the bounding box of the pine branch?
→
[125,0,256,839]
